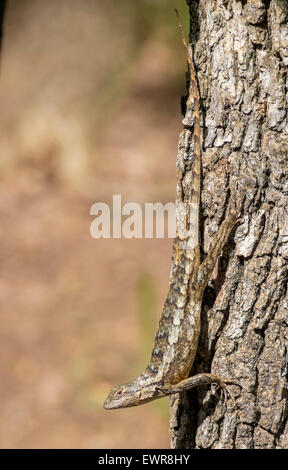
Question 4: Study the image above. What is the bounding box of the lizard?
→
[104,10,242,410]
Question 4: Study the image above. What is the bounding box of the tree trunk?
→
[170,0,288,449]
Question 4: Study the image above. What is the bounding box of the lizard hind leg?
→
[195,196,242,290]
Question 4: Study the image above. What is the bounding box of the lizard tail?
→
[175,9,201,210]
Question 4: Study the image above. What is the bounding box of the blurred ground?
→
[0,0,188,448]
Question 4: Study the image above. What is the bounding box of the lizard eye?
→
[116,390,122,397]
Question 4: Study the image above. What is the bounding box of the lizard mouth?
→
[103,399,115,410]
[103,395,118,410]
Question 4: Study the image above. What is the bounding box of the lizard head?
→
[103,379,160,409]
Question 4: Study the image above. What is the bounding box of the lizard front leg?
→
[158,373,238,395]
[157,373,240,409]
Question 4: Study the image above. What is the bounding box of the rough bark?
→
[170,0,288,449]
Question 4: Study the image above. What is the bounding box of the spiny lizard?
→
[104,11,241,410]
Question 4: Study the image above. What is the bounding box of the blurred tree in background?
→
[0,0,188,188]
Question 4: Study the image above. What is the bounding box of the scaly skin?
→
[104,11,241,410]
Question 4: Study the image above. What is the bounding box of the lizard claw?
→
[222,380,242,410]
[216,379,241,411]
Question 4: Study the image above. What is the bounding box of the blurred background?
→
[0,0,189,448]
